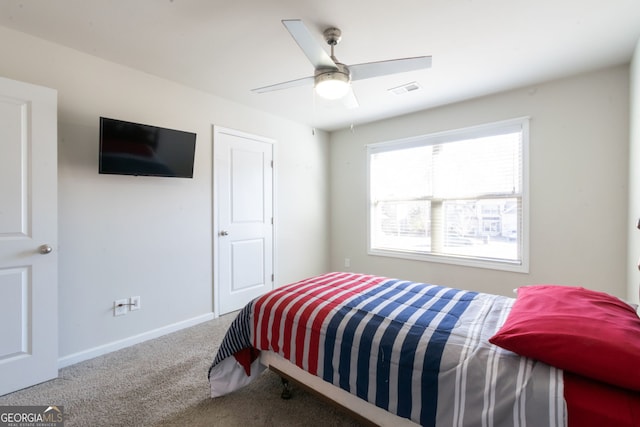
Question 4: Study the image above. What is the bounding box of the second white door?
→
[214,127,274,315]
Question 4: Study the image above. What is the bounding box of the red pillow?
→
[489,285,640,391]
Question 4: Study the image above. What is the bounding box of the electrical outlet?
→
[129,296,141,311]
[113,299,128,317]
[344,258,351,268]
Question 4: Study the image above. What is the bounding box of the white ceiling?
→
[1,0,639,131]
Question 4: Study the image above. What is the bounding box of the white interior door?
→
[213,126,274,315]
[0,76,58,396]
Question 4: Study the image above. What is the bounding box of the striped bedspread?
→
[208,272,566,426]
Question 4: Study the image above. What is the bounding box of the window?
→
[367,118,528,272]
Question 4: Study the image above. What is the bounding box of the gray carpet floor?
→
[0,313,363,426]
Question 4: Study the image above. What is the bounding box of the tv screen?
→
[99,117,196,178]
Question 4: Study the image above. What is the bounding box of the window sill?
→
[368,247,529,273]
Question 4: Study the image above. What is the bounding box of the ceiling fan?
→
[251,19,432,108]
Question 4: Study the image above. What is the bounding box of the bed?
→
[208,272,640,426]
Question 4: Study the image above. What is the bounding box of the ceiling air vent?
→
[389,81,422,95]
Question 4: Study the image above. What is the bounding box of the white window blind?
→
[367,118,529,272]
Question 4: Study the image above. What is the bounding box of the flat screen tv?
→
[99,117,196,178]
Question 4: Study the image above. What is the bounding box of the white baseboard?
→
[57,312,215,369]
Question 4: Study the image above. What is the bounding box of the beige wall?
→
[330,66,630,298]
[628,39,640,305]
[0,26,330,361]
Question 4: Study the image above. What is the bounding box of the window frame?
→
[366,117,530,273]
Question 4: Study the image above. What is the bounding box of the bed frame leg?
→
[280,376,292,400]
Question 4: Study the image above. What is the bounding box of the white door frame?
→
[212,125,276,317]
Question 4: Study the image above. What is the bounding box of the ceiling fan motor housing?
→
[315,62,350,81]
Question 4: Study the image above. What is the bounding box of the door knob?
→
[39,244,53,254]
[219,230,229,236]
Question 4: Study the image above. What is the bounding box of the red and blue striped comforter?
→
[209,272,565,426]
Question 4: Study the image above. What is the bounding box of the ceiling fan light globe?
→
[315,73,350,100]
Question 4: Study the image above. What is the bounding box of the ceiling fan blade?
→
[350,56,432,81]
[251,76,314,93]
[342,87,359,109]
[282,19,338,70]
